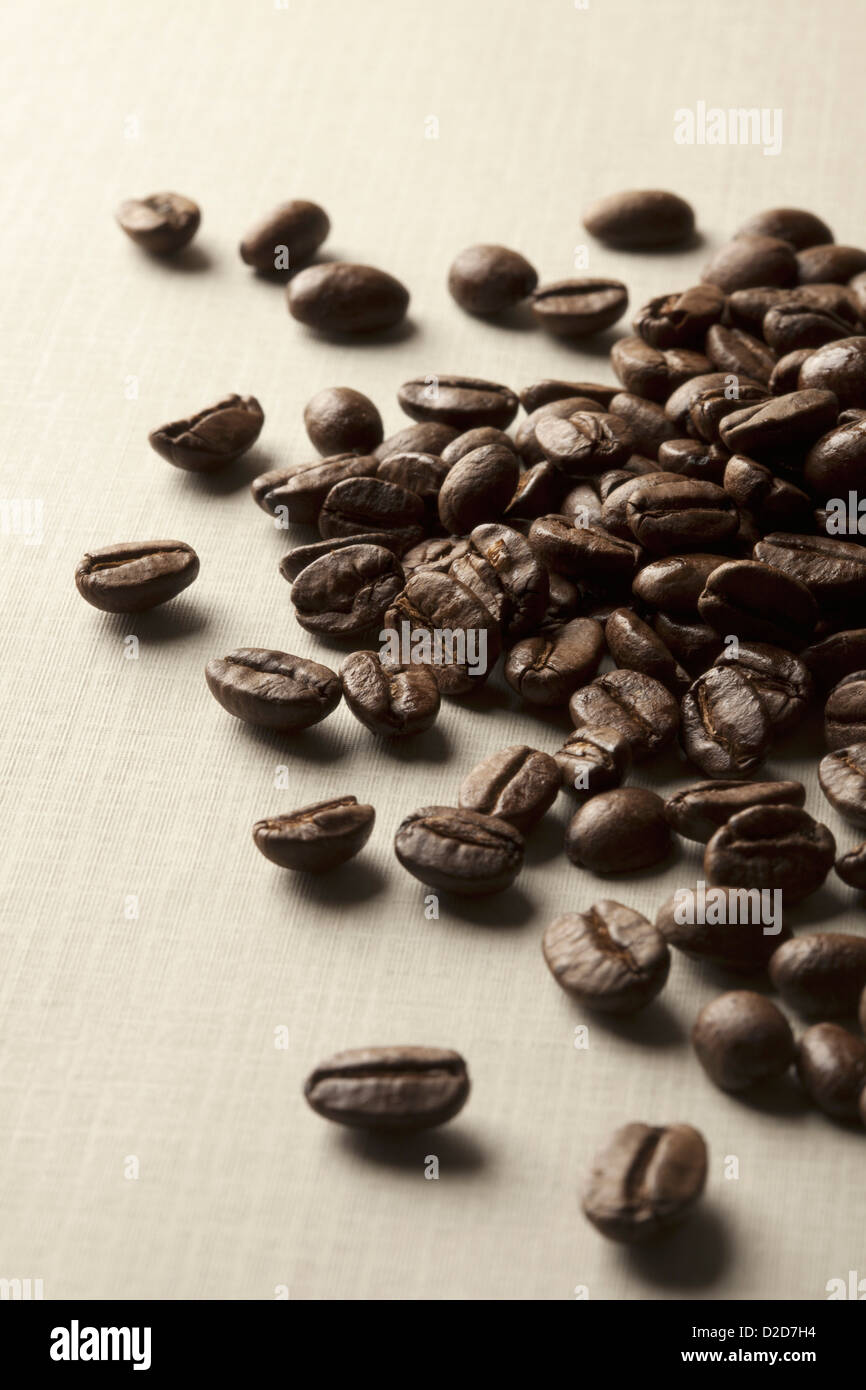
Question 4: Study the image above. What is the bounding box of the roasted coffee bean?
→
[632,552,728,614]
[504,617,604,706]
[463,523,548,640]
[339,650,440,736]
[611,338,711,403]
[633,285,725,350]
[665,778,805,842]
[542,571,582,627]
[565,787,670,872]
[382,571,501,695]
[723,286,790,334]
[401,534,471,574]
[705,325,776,385]
[704,804,835,903]
[599,472,681,541]
[753,533,866,610]
[851,272,866,322]
[394,806,524,895]
[253,796,374,873]
[375,421,458,460]
[458,745,560,833]
[583,189,694,248]
[796,244,866,285]
[655,887,790,973]
[798,337,866,411]
[818,744,866,825]
[304,1046,469,1131]
[530,278,628,337]
[825,672,866,748]
[712,642,812,734]
[205,649,341,731]
[240,199,329,271]
[289,544,405,637]
[769,348,814,395]
[796,1024,866,1120]
[447,244,538,315]
[804,417,866,502]
[542,901,670,1013]
[680,665,773,779]
[698,559,817,648]
[252,454,378,526]
[441,426,518,465]
[581,1122,707,1244]
[398,375,518,431]
[554,726,631,800]
[537,410,635,476]
[762,299,854,353]
[701,236,798,293]
[515,396,605,463]
[149,394,264,471]
[692,991,794,1092]
[529,515,641,582]
[437,444,519,532]
[519,380,620,413]
[689,382,770,444]
[723,456,813,534]
[288,262,410,333]
[303,386,383,455]
[653,612,723,675]
[319,475,425,539]
[605,608,688,691]
[718,390,838,461]
[836,842,866,890]
[75,540,199,613]
[607,392,680,458]
[802,629,866,689]
[570,669,679,759]
[504,461,564,520]
[664,372,746,432]
[626,478,739,554]
[115,191,200,254]
[769,933,866,1018]
[375,452,449,525]
[735,207,833,251]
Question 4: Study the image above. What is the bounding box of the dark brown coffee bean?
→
[796,1024,866,1120]
[205,649,341,731]
[115,191,200,254]
[530,278,628,337]
[805,416,866,503]
[693,991,794,1092]
[719,389,838,461]
[565,787,670,873]
[504,617,604,706]
[627,478,739,554]
[401,535,471,575]
[447,244,537,315]
[382,571,501,695]
[653,612,723,675]
[770,933,866,1018]
[633,285,725,350]
[608,392,681,458]
[723,286,790,334]
[289,544,405,637]
[304,1046,469,1131]
[802,629,866,690]
[339,650,440,736]
[698,559,817,648]
[753,533,866,611]
[705,325,776,385]
[769,348,814,395]
[705,805,835,903]
[632,552,728,614]
[825,672,866,748]
[397,375,518,431]
[542,901,670,1013]
[542,572,582,628]
[303,386,382,455]
[75,540,199,613]
[515,396,605,464]
[665,778,805,842]
[689,382,770,445]
[818,743,866,826]
[763,299,854,354]
[252,455,378,526]
[463,523,549,640]
[680,665,773,779]
[374,452,449,526]
[529,515,641,583]
[253,796,374,873]
[441,427,518,466]
[581,1122,707,1244]
[537,410,635,476]
[504,461,564,521]
[240,199,329,271]
[664,372,746,432]
[797,244,866,285]
[798,337,866,411]
[583,189,694,248]
[375,421,458,460]
[519,380,620,413]
[394,806,524,895]
[570,669,680,759]
[655,887,789,973]
[611,338,711,403]
[851,272,866,322]
[605,608,687,691]
[836,842,866,890]
[319,475,425,539]
[149,394,264,471]
[458,745,560,833]
[735,207,833,251]
[712,642,812,734]
[288,262,409,333]
[702,236,798,293]
[436,444,519,532]
[600,472,682,541]
[723,456,812,536]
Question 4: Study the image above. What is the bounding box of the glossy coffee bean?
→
[796,1024,866,1120]
[798,337,866,411]
[718,389,838,461]
[394,806,524,895]
[375,421,458,460]
[611,337,711,403]
[504,617,604,706]
[554,726,631,800]
[437,443,519,532]
[712,643,812,735]
[458,745,560,833]
[75,540,199,613]
[530,278,628,337]
[149,394,264,471]
[680,665,773,779]
[655,887,790,973]
[375,452,449,526]
[632,552,728,614]
[240,199,329,271]
[319,475,425,539]
[570,669,680,760]
[735,207,833,251]
[656,438,728,484]
[701,236,798,293]
[463,523,549,640]
[504,461,564,521]
[288,262,409,333]
[762,299,854,353]
[626,478,738,554]
[528,515,641,583]
[398,375,518,431]
[339,650,439,736]
[515,396,604,464]
[796,244,866,285]
[664,779,804,843]
[652,613,723,676]
[633,285,725,350]
[692,991,794,1092]
[769,348,814,395]
[518,379,620,413]
[608,392,681,458]
[303,386,383,455]
[441,426,518,466]
[382,571,501,695]
[600,473,682,539]
[542,572,583,627]
[818,744,866,826]
[583,189,694,248]
[825,672,866,748]
[543,901,670,1013]
[253,455,378,526]
[664,372,747,432]
[115,191,200,253]
[402,535,472,574]
[804,417,866,501]
[581,1122,707,1244]
[304,1046,469,1131]
[769,933,866,1018]
[836,843,866,890]
[704,804,835,904]
[289,544,405,637]
[723,286,789,334]
[705,324,776,385]
[205,649,341,731]
[753,533,866,611]
[565,787,670,873]
[689,381,770,444]
[253,796,374,872]
[605,608,687,691]
[447,244,537,314]
[698,559,817,648]
[537,410,635,476]
[802,629,866,690]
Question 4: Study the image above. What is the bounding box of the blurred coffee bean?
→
[705,324,776,385]
[581,1122,707,1244]
[376,421,458,460]
[769,348,814,395]
[655,886,790,973]
[288,262,410,333]
[798,337,866,410]
[818,744,866,826]
[583,189,694,247]
[116,191,200,254]
[796,244,866,285]
[626,478,738,554]
[447,244,538,314]
[608,392,680,457]
[240,199,329,271]
[692,991,794,1091]
[735,207,833,250]
[518,380,620,412]
[836,842,866,890]
[825,672,866,748]
[702,236,798,293]
[543,901,670,1013]
[440,427,518,466]
[398,375,518,431]
[796,1024,866,1120]
[515,396,605,463]
[531,278,628,337]
[304,1046,469,1131]
[770,933,866,1018]
[304,386,383,455]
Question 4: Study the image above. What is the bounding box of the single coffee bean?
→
[825,672,866,748]
[796,1024,866,1120]
[735,207,833,251]
[626,478,739,555]
[664,372,746,432]
[149,394,264,471]
[632,553,728,614]
[680,665,773,779]
[542,901,670,1013]
[796,243,866,285]
[382,570,501,695]
[565,787,670,873]
[599,473,682,537]
[537,410,635,476]
[542,571,582,627]
[836,842,866,890]
[289,544,405,637]
[115,191,200,254]
[611,337,711,403]
[463,523,549,640]
[319,475,425,539]
[665,778,805,843]
[583,189,694,248]
[693,991,794,1091]
[704,804,835,903]
[253,796,374,873]
[605,607,688,691]
[530,278,628,337]
[712,642,812,734]
[554,726,631,799]
[519,380,620,413]
[253,455,378,526]
[398,375,518,431]
[75,540,199,613]
[702,236,798,293]
[607,392,681,458]
[504,617,604,706]
[705,324,776,385]
[340,650,440,736]
[205,649,341,731]
[769,348,814,395]
[762,299,854,353]
[441,426,518,466]
[718,389,839,461]
[633,285,725,350]
[528,515,641,583]
[303,386,383,455]
[437,443,519,532]
[402,534,471,574]
[655,887,790,973]
[288,262,409,333]
[376,421,458,460]
[581,1122,707,1244]
[570,669,679,759]
[818,744,866,826]
[504,461,564,521]
[770,933,866,1018]
[653,612,723,675]
[802,629,866,690]
[723,286,790,334]
[804,418,866,502]
[754,533,866,614]
[394,806,524,895]
[689,382,770,444]
[458,745,560,833]
[516,396,605,464]
[798,337,866,411]
[240,199,329,271]
[375,452,449,526]
[698,559,817,648]
[304,1046,469,1131]
[447,244,538,314]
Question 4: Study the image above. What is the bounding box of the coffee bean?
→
[339,650,440,736]
[565,787,670,873]
[75,540,199,613]
[762,299,854,353]
[796,1024,866,1120]
[735,207,833,251]
[798,337,866,411]
[802,629,866,689]
[605,607,687,691]
[704,804,835,903]
[382,570,501,695]
[680,665,773,779]
[252,455,378,527]
[375,421,458,460]
[632,552,729,614]
[519,380,620,413]
[515,397,605,464]
[304,1046,469,1130]
[447,244,538,314]
[462,523,549,640]
[583,189,695,248]
[804,417,866,501]
[689,381,770,444]
[698,559,817,648]
[723,286,790,334]
[398,375,518,431]
[570,669,680,759]
[796,244,866,285]
[458,745,560,833]
[303,386,383,455]
[655,886,790,973]
[753,533,866,611]
[718,389,838,461]
[692,991,794,1091]
[115,191,200,254]
[288,262,409,333]
[633,285,725,350]
[608,392,681,458]
[581,1122,707,1243]
[205,649,341,731]
[394,806,524,895]
[253,796,374,872]
[653,612,724,675]
[701,236,798,293]
[542,901,670,1013]
[818,743,866,825]
[530,278,628,337]
[319,476,425,539]
[289,544,405,637]
[723,456,812,534]
[660,437,731,483]
[441,427,518,466]
[626,478,739,554]
[149,394,264,471]
[504,617,604,706]
[437,443,519,532]
[611,338,712,403]
[705,325,776,385]
[542,572,582,628]
[836,843,866,890]
[504,461,564,521]
[554,726,631,800]
[714,643,812,734]
[769,933,866,1018]
[665,778,805,843]
[600,474,681,538]
[537,410,635,475]
[374,452,448,527]
[528,515,641,583]
[825,672,866,748]
[239,199,329,271]
[401,535,471,575]
[664,372,746,432]
[769,348,814,395]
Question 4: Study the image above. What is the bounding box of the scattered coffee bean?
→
[825,672,866,748]
[753,533,866,612]
[115,191,200,254]
[340,650,440,736]
[798,337,866,411]
[570,669,680,760]
[581,1122,707,1243]
[253,454,378,526]
[653,612,724,675]
[769,933,866,1018]
[149,394,264,471]
[253,796,374,872]
[447,244,537,315]
[530,278,628,337]
[705,324,776,385]
[304,1046,470,1130]
[398,375,518,431]
[75,540,199,613]
[240,199,329,271]
[632,552,728,613]
[458,745,560,833]
[583,189,695,248]
[504,617,604,706]
[680,665,773,779]
[804,417,866,503]
[565,787,670,873]
[394,806,524,895]
[698,559,817,648]
[554,726,631,800]
[665,779,805,842]
[802,629,866,690]
[818,743,866,825]
[769,348,814,395]
[796,1024,866,1120]
[542,901,670,1013]
[704,804,835,903]
[633,285,725,349]
[735,207,833,251]
[796,244,866,285]
[289,544,405,637]
[382,570,501,695]
[663,371,742,431]
[504,461,564,521]
[692,991,794,1091]
[437,443,519,532]
[762,298,854,353]
[712,642,812,734]
[655,887,790,973]
[702,236,798,293]
[205,649,341,731]
[303,386,383,455]
[319,475,425,539]
[288,262,410,333]
[402,534,471,574]
[605,607,687,690]
[375,452,449,526]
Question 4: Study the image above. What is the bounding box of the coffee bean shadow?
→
[234,718,349,765]
[573,839,684,885]
[439,883,535,929]
[252,252,342,286]
[583,996,686,1049]
[471,302,537,334]
[138,243,214,273]
[183,448,272,497]
[336,1124,487,1174]
[767,709,825,765]
[787,883,849,929]
[288,857,387,905]
[555,328,623,361]
[626,1205,729,1290]
[727,1069,812,1119]
[99,600,211,643]
[523,703,574,740]
[451,678,514,715]
[295,317,418,347]
[524,810,569,866]
[607,229,706,258]
[373,725,451,763]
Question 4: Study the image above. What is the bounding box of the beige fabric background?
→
[2,0,865,1302]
